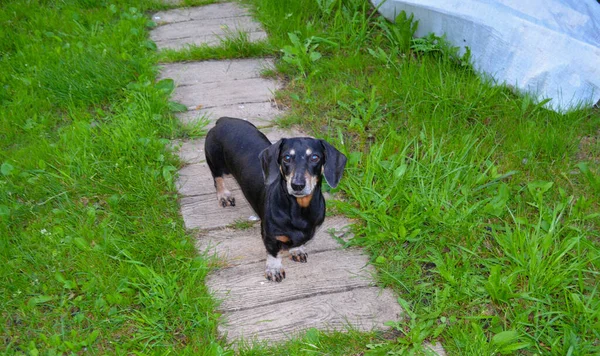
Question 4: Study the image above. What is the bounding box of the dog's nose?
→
[291,181,305,191]
[291,175,306,191]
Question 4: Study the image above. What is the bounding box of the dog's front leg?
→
[265,253,285,282]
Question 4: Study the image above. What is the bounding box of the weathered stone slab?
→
[177,162,231,197]
[158,59,279,109]
[159,58,275,85]
[196,216,352,266]
[180,192,255,230]
[151,16,263,46]
[151,3,267,50]
[219,288,402,342]
[427,343,448,356]
[171,77,281,109]
[209,249,374,311]
[152,3,249,24]
[155,32,267,51]
[177,102,281,127]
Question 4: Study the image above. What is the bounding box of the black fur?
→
[204,117,347,281]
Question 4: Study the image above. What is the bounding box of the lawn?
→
[1,0,598,355]
[0,0,222,353]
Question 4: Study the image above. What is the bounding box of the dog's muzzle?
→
[287,171,318,197]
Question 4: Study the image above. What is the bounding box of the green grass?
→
[245,0,600,354]
[0,1,221,353]
[158,32,274,63]
[2,0,599,354]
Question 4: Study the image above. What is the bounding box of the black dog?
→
[204,117,347,282]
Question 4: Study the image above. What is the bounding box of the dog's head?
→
[259,138,347,197]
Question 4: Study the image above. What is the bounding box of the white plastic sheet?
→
[371,0,600,112]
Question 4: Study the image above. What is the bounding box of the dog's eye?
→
[310,154,320,163]
[283,155,291,163]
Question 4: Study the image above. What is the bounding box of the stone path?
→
[151,2,444,353]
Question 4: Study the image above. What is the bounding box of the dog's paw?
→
[265,267,286,282]
[265,254,286,282]
[217,191,235,207]
[290,246,308,263]
[219,196,236,207]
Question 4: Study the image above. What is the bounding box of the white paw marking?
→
[265,254,285,282]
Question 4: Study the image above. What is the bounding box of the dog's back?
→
[205,117,270,217]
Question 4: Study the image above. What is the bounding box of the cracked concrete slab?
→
[177,102,282,127]
[158,59,282,116]
[152,3,253,25]
[159,59,276,84]
[151,3,267,50]
[220,288,402,342]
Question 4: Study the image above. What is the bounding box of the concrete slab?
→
[159,58,275,85]
[158,59,281,110]
[220,288,402,342]
[177,102,282,127]
[154,32,267,51]
[208,248,375,311]
[152,3,253,25]
[151,3,267,50]
[180,191,255,230]
[172,77,280,109]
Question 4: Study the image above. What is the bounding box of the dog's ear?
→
[320,140,347,188]
[259,139,284,186]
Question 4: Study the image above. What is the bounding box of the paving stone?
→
[156,32,267,51]
[172,77,280,109]
[180,191,255,230]
[427,343,448,356]
[151,3,267,50]
[177,102,282,127]
[152,3,249,24]
[209,248,375,311]
[159,59,281,110]
[159,59,275,84]
[219,288,402,342]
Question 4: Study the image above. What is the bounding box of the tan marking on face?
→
[285,170,294,192]
[306,148,312,156]
[289,149,295,155]
[305,170,319,192]
[296,194,313,208]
